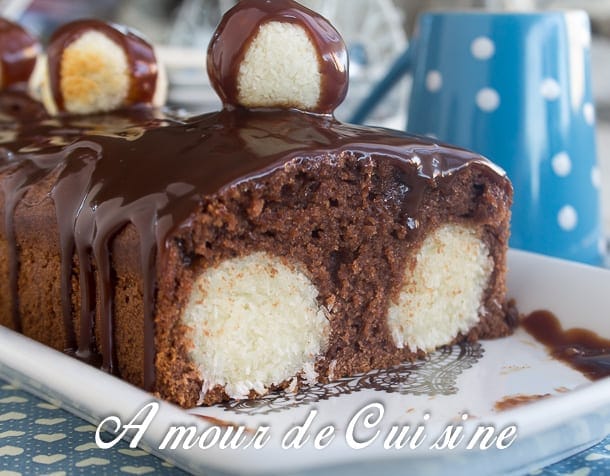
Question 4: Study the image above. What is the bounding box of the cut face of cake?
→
[0,109,514,407]
[151,111,514,406]
[0,1,517,409]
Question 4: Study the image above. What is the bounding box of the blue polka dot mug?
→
[351,10,605,265]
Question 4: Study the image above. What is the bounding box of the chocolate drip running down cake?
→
[0,0,516,408]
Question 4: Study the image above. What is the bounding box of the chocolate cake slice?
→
[0,1,516,408]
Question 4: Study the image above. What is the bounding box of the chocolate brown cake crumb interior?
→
[155,129,513,406]
[0,0,517,408]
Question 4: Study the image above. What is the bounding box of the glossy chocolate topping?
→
[0,18,39,89]
[0,87,48,123]
[0,105,507,390]
[207,0,348,114]
[522,310,610,381]
[46,19,158,112]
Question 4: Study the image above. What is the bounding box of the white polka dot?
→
[558,205,578,231]
[425,70,442,92]
[592,166,600,188]
[585,452,610,461]
[551,152,571,177]
[583,102,595,125]
[540,78,561,100]
[476,88,500,112]
[471,37,495,60]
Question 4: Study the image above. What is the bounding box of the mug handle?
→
[349,44,413,124]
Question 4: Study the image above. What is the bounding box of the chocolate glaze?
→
[0,88,48,123]
[522,310,610,381]
[494,393,551,411]
[207,0,348,113]
[0,105,507,390]
[0,19,39,89]
[46,19,158,112]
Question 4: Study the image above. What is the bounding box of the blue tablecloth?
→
[0,378,186,475]
[0,377,608,475]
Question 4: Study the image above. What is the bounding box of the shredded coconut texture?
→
[59,31,129,114]
[183,252,329,399]
[388,224,493,352]
[237,21,321,110]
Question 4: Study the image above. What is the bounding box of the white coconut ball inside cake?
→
[388,224,493,353]
[182,252,329,400]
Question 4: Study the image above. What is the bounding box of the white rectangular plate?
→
[1,249,610,475]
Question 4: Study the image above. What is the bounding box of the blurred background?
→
[1,0,609,243]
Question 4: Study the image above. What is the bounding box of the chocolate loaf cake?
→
[0,1,516,408]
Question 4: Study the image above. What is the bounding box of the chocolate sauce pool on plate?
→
[522,310,610,381]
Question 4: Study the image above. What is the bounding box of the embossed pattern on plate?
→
[221,343,483,415]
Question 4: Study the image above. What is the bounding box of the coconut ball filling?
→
[182,252,329,400]
[388,224,493,353]
[59,30,130,114]
[237,21,321,110]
